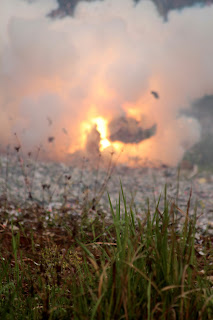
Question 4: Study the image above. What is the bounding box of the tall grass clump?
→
[0,185,212,319]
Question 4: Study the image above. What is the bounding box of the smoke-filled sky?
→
[1,0,213,166]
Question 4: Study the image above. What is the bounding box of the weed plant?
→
[0,182,212,319]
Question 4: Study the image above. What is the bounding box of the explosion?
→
[1,0,213,166]
[80,117,111,152]
[92,118,110,151]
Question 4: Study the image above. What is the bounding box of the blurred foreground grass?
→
[0,185,212,320]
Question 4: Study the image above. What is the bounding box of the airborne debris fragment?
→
[62,128,68,135]
[14,145,21,152]
[151,90,160,99]
[48,136,55,143]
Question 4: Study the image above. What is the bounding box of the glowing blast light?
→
[92,117,111,151]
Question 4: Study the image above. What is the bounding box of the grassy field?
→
[0,180,212,320]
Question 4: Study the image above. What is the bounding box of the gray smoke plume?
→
[109,117,156,143]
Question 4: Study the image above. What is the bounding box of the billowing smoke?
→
[108,116,156,143]
[1,0,213,166]
[85,125,100,157]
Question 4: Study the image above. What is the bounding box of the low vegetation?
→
[0,182,212,319]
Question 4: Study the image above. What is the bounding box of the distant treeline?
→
[152,0,213,16]
[50,0,213,17]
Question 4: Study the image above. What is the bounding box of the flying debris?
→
[62,128,68,135]
[109,117,157,144]
[14,145,21,152]
[151,91,160,99]
[48,136,55,143]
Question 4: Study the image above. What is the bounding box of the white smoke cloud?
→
[0,0,213,165]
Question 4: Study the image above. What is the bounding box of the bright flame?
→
[80,115,124,153]
[92,117,111,151]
